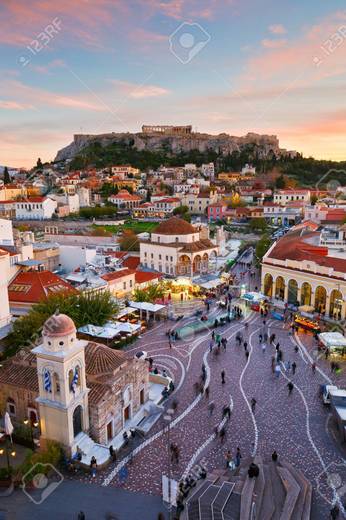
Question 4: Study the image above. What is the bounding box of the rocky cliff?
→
[55,130,282,162]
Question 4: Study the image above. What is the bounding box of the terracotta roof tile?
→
[8,270,76,304]
[153,216,196,235]
[265,230,346,272]
[85,342,128,375]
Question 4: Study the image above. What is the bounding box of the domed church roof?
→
[42,313,76,338]
[153,216,196,235]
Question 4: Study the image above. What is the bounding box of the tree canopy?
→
[8,291,118,353]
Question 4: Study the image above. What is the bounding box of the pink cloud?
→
[268,24,287,35]
[0,100,34,110]
[110,80,170,99]
[0,79,107,112]
[261,38,287,49]
[243,10,346,85]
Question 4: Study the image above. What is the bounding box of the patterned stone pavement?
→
[71,261,346,518]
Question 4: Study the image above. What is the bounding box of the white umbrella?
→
[4,412,14,442]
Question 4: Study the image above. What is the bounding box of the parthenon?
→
[141,125,192,135]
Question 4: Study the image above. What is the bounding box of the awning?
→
[318,332,346,348]
[197,279,222,290]
[129,301,166,313]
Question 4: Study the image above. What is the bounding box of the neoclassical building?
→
[0,314,149,457]
[140,216,219,277]
[261,229,346,320]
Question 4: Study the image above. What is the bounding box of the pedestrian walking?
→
[285,360,291,373]
[208,401,215,416]
[259,334,263,343]
[287,381,294,395]
[312,362,316,374]
[205,386,209,398]
[209,340,213,353]
[219,427,226,443]
[245,350,250,361]
[225,450,232,468]
[262,343,266,353]
[294,345,299,354]
[221,370,226,384]
[330,504,340,519]
[90,456,97,478]
[250,397,257,413]
[109,445,117,462]
[271,450,278,462]
[243,341,248,351]
[235,447,242,467]
[292,362,297,375]
[222,405,231,419]
[275,364,281,378]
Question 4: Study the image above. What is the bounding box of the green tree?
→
[173,205,191,222]
[310,194,318,206]
[3,166,10,185]
[275,174,286,189]
[255,234,272,266]
[119,229,139,251]
[132,283,165,303]
[8,291,118,352]
[36,158,43,170]
[249,217,267,233]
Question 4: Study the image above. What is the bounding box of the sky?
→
[1,0,346,168]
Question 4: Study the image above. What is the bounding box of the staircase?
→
[182,456,312,520]
[74,432,110,467]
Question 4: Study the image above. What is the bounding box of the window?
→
[159,254,161,260]
[7,398,16,416]
[151,253,153,259]
[144,251,147,257]
[130,280,133,288]
[53,373,60,394]
[123,282,126,290]
[175,237,179,243]
[166,255,168,261]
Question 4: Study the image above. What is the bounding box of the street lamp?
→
[0,441,16,474]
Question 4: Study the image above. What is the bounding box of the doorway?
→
[107,421,113,442]
[124,405,131,422]
[140,389,145,405]
[73,405,83,437]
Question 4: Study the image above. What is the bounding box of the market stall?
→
[318,332,346,358]
[241,292,267,312]
[294,314,321,333]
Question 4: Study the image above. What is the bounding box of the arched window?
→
[69,366,81,393]
[53,373,60,394]
[43,369,52,393]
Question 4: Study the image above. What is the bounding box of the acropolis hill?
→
[55,126,293,162]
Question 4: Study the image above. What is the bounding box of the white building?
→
[59,245,98,273]
[0,218,14,246]
[77,187,91,208]
[261,228,346,320]
[15,197,57,220]
[140,216,218,277]
[201,163,215,180]
[0,250,11,328]
[273,189,311,205]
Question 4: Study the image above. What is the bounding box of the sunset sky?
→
[1,0,346,167]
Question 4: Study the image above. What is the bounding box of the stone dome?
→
[153,216,196,235]
[42,313,76,338]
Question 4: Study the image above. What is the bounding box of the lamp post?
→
[0,438,16,474]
